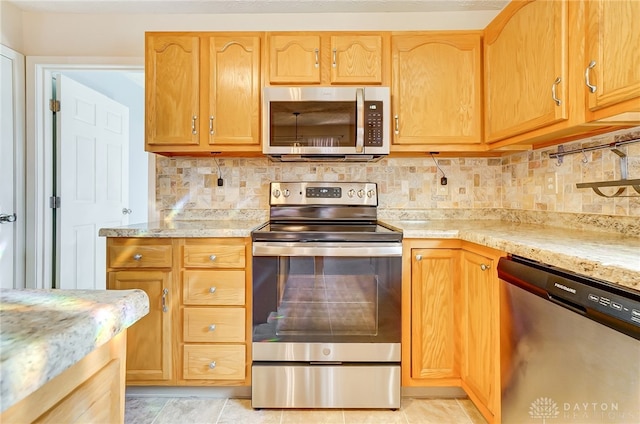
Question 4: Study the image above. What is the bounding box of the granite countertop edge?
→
[98,219,640,290]
[0,289,150,413]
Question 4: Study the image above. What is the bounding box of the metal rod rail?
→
[548,137,640,160]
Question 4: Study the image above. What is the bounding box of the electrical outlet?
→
[543,172,557,195]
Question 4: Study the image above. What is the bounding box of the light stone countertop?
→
[0,289,149,413]
[98,219,266,238]
[98,218,640,291]
[386,219,640,291]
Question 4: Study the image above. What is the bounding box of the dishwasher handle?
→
[547,293,587,315]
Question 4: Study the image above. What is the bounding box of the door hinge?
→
[49,196,61,209]
[49,99,60,112]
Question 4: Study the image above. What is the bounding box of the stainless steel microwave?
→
[262,86,390,162]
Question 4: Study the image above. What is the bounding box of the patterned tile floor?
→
[125,397,488,424]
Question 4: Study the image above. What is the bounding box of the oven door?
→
[252,241,402,362]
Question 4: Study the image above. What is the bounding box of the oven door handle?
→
[252,242,402,257]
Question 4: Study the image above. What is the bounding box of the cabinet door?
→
[330,35,382,84]
[269,35,321,84]
[484,1,568,142]
[392,34,482,146]
[461,250,497,416]
[586,0,640,114]
[410,249,460,380]
[207,36,261,148]
[145,34,200,147]
[108,270,173,382]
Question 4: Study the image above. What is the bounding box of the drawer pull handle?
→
[162,288,169,313]
[480,263,490,271]
[209,287,217,294]
[551,76,562,106]
[133,253,142,261]
[209,255,217,261]
[209,361,216,369]
[585,60,597,93]
[209,324,217,331]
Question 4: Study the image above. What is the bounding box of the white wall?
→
[1,1,24,52]
[20,11,497,56]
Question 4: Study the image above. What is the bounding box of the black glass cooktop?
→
[251,221,402,242]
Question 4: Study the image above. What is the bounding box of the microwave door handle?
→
[355,88,364,153]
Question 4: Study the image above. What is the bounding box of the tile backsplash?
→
[156,126,640,219]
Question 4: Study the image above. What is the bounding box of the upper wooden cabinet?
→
[484,0,569,143]
[146,34,200,148]
[267,32,386,85]
[145,33,261,155]
[391,33,483,150]
[585,0,640,120]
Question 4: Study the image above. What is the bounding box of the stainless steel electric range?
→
[251,182,402,409]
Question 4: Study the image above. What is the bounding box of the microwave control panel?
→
[364,101,384,146]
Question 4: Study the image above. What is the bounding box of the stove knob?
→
[367,189,375,198]
[272,189,281,198]
[357,189,365,198]
[282,189,291,197]
[348,189,356,198]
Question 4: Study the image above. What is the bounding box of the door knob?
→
[0,213,17,224]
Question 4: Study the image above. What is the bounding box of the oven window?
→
[269,101,356,147]
[253,255,401,343]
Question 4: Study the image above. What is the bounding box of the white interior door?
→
[0,46,25,289]
[56,75,129,290]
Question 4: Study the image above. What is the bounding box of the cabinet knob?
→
[209,116,215,135]
[209,255,217,261]
[415,254,422,261]
[314,48,319,68]
[394,115,400,135]
[209,324,216,331]
[209,287,217,294]
[332,48,337,68]
[133,253,142,261]
[480,263,490,271]
[209,361,216,369]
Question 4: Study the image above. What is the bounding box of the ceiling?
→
[8,0,509,14]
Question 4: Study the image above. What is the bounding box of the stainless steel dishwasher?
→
[498,255,640,424]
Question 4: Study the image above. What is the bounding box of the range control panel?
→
[270,182,378,206]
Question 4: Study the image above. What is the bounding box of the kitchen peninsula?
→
[0,289,149,423]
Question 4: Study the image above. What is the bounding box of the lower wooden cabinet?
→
[403,239,503,424]
[403,240,461,386]
[183,345,246,380]
[460,243,502,424]
[1,332,126,424]
[106,237,251,387]
[108,270,174,383]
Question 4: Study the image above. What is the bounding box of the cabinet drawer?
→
[183,241,245,268]
[183,345,246,380]
[183,270,245,305]
[108,240,172,268]
[183,308,245,342]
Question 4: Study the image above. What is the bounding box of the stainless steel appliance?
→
[262,86,390,162]
[498,256,640,424]
[251,182,402,409]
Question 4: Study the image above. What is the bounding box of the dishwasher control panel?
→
[585,290,640,325]
[499,256,640,340]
